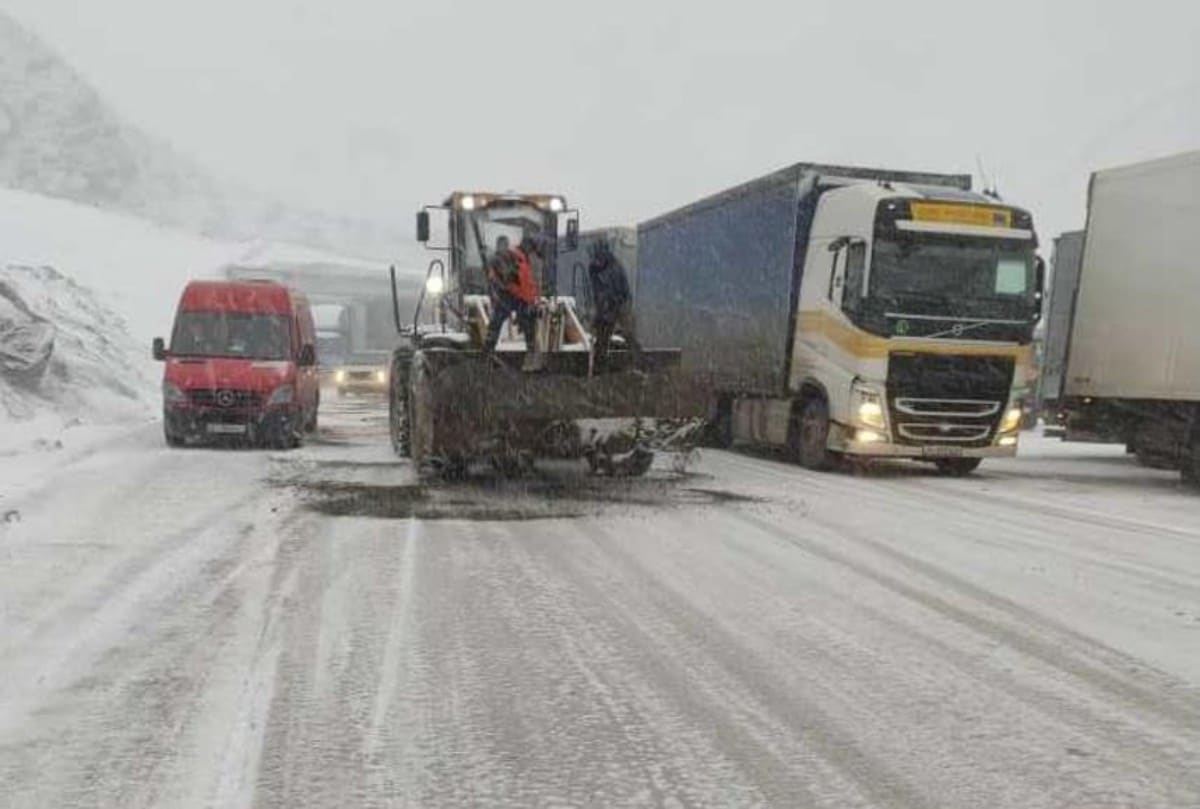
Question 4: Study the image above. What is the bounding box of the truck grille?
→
[189,389,261,408]
[886,353,1014,447]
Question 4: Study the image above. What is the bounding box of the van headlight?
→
[1000,403,1024,434]
[267,384,294,406]
[852,382,886,430]
[162,381,187,404]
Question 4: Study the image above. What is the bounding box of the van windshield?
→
[171,312,292,360]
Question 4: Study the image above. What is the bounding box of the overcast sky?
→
[4,0,1199,245]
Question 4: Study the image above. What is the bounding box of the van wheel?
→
[934,458,983,477]
[793,398,835,471]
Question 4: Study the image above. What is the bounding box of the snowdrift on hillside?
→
[0,278,54,379]
[0,264,152,431]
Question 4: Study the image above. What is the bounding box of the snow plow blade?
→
[416,348,701,423]
[405,347,707,468]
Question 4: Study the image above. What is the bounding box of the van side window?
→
[844,241,867,312]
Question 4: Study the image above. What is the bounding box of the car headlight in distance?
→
[162,381,187,403]
[852,382,886,429]
[375,369,387,383]
[460,194,476,211]
[547,196,565,212]
[267,384,294,406]
[1000,403,1024,433]
[334,369,346,383]
[425,274,445,295]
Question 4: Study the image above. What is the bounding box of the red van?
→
[153,280,320,448]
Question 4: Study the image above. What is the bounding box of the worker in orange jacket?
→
[483,235,542,358]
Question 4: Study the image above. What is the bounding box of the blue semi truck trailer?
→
[635,162,1045,475]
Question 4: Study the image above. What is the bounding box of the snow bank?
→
[0,263,152,420]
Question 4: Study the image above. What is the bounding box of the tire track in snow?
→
[561,519,936,809]
[725,506,1200,736]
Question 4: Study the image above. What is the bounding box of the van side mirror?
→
[416,210,430,243]
[299,343,316,367]
[566,218,579,251]
[152,337,167,361]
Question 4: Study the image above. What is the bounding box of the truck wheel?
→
[934,458,983,477]
[706,397,734,449]
[793,398,835,471]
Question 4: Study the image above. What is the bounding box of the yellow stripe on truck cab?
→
[797,310,1032,363]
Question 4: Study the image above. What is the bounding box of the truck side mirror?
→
[416,210,430,243]
[298,344,316,367]
[152,337,167,361]
[566,218,579,251]
[1033,255,1047,321]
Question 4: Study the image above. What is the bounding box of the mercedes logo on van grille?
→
[216,389,237,408]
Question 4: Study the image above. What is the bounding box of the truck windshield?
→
[870,234,1036,320]
[456,204,553,293]
[171,312,292,360]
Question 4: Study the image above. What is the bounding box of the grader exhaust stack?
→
[388,191,701,477]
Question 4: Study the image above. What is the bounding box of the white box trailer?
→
[1059,151,1200,482]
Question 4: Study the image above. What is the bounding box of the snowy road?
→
[2,394,1199,808]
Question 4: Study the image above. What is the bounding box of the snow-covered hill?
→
[0,10,413,261]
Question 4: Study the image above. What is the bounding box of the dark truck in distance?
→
[1038,230,1085,435]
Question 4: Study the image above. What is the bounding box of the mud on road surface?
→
[276,457,762,521]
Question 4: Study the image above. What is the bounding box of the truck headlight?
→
[852,383,886,430]
[1000,403,1023,434]
[162,381,187,404]
[267,384,294,406]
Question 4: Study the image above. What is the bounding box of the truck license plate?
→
[206,423,247,435]
[922,445,964,458]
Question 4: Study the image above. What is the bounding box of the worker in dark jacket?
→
[587,237,639,362]
[484,236,542,360]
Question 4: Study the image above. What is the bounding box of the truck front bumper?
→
[831,424,1019,459]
